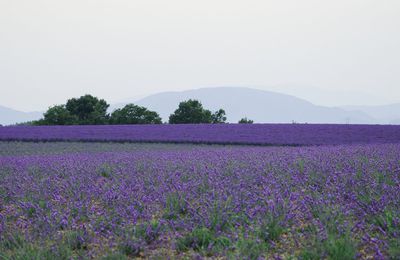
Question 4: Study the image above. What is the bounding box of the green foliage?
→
[211,109,227,124]
[369,208,398,237]
[257,199,288,243]
[0,232,25,251]
[0,233,74,260]
[176,227,231,253]
[0,187,11,203]
[97,163,115,179]
[298,209,357,260]
[369,208,400,259]
[63,230,89,251]
[34,94,110,125]
[11,121,37,126]
[238,117,253,124]
[66,94,109,124]
[11,244,73,260]
[116,220,163,256]
[169,99,212,124]
[169,99,226,124]
[102,252,129,260]
[110,104,162,124]
[298,247,322,260]
[299,232,356,260]
[324,233,357,260]
[235,237,266,260]
[34,96,227,125]
[257,217,285,242]
[176,227,212,252]
[40,105,77,125]
[133,220,162,244]
[115,220,161,258]
[27,206,36,218]
[118,240,142,257]
[163,192,187,220]
[209,198,234,232]
[388,237,400,259]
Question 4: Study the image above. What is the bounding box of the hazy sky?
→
[1,0,399,111]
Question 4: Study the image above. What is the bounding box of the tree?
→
[238,117,253,124]
[110,104,162,124]
[169,99,213,124]
[66,94,109,125]
[211,109,227,124]
[41,105,77,125]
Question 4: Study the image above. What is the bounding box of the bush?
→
[110,104,162,124]
[169,99,226,124]
[238,117,253,124]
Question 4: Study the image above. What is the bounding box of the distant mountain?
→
[113,87,375,124]
[342,103,400,124]
[3,87,396,125]
[0,106,42,126]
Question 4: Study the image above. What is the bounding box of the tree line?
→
[31,94,253,125]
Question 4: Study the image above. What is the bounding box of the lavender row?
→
[1,124,400,145]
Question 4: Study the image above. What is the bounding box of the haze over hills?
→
[341,104,400,124]
[113,87,375,124]
[2,87,399,125]
[0,106,42,126]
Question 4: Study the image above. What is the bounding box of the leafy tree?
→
[33,94,110,125]
[169,99,213,124]
[110,104,162,124]
[238,117,253,124]
[211,109,227,124]
[66,94,109,125]
[40,105,77,125]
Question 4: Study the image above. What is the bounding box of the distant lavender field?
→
[1,124,400,145]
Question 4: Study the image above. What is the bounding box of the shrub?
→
[110,104,162,125]
[238,117,253,124]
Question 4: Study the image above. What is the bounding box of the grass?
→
[257,216,285,243]
[133,220,162,244]
[0,232,75,260]
[234,236,267,260]
[97,163,115,179]
[163,192,187,220]
[176,227,231,255]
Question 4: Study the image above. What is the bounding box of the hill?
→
[114,87,374,124]
[342,103,400,124]
[0,106,42,126]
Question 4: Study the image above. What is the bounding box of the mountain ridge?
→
[114,87,375,124]
[341,103,400,124]
[0,105,42,126]
[2,87,399,125]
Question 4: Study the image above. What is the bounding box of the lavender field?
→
[0,128,400,259]
[1,124,400,145]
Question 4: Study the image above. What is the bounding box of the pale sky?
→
[0,0,399,111]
